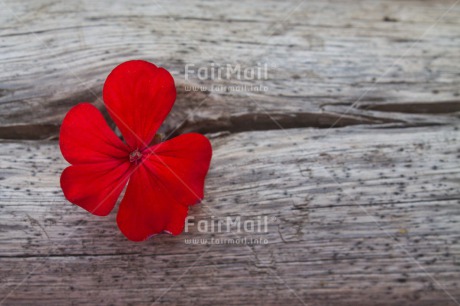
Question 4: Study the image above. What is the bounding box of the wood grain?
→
[1,0,460,305]
[0,0,459,139]
[1,125,460,305]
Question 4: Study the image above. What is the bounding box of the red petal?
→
[103,60,176,150]
[59,103,132,216]
[59,103,129,164]
[117,133,212,241]
[116,165,189,241]
[147,133,213,205]
[61,161,131,216]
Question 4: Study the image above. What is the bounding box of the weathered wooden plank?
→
[1,0,460,305]
[1,0,460,139]
[1,125,459,305]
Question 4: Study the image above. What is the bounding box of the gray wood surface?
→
[1,0,459,139]
[0,0,460,305]
[1,126,460,305]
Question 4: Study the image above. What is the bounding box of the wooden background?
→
[1,0,460,305]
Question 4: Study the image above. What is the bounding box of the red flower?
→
[59,60,212,241]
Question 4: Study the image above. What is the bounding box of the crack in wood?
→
[358,101,460,114]
[167,111,397,138]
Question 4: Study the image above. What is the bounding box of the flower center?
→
[129,149,143,164]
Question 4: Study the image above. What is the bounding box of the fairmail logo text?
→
[184,216,270,233]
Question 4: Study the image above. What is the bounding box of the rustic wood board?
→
[1,125,460,305]
[0,0,460,139]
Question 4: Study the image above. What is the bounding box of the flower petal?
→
[147,133,213,205]
[61,160,131,216]
[59,103,129,164]
[116,133,212,241]
[103,60,176,150]
[116,165,189,241]
[59,103,132,216]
